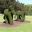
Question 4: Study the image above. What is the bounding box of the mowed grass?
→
[0,14,32,32]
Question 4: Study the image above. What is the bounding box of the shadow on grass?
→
[24,20,31,23]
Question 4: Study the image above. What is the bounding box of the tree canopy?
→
[0,0,32,15]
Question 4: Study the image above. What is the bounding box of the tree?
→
[14,1,25,22]
[3,0,16,24]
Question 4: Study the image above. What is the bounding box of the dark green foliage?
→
[3,0,26,24]
[4,8,14,24]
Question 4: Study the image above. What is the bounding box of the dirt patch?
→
[0,21,24,28]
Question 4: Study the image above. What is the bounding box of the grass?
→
[7,23,32,32]
[0,14,32,32]
[0,24,32,32]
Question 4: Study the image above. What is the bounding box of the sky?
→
[16,0,32,5]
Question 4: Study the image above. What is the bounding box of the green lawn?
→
[0,23,32,32]
[0,14,32,32]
